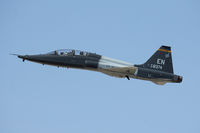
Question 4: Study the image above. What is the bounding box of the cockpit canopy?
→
[47,49,94,56]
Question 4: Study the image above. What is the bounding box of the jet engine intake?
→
[85,60,98,68]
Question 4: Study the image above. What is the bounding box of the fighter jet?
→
[13,45,182,85]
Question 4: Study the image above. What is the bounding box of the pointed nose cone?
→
[18,55,26,59]
[17,55,28,62]
[17,55,44,62]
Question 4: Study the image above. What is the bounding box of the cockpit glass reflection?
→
[47,49,89,56]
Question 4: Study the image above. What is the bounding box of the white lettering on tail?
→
[157,59,165,65]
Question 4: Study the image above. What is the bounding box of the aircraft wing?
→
[100,66,137,78]
[105,66,137,73]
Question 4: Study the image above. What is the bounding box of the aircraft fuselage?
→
[15,46,183,85]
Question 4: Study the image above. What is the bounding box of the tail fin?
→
[135,45,174,73]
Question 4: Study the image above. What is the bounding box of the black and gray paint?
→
[14,46,182,85]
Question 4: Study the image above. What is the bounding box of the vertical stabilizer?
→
[135,46,174,73]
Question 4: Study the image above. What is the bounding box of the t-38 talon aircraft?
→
[13,45,182,85]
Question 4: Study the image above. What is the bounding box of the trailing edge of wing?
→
[103,66,137,74]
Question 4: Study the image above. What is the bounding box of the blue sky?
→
[1,0,200,133]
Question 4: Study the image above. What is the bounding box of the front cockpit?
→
[46,49,101,58]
